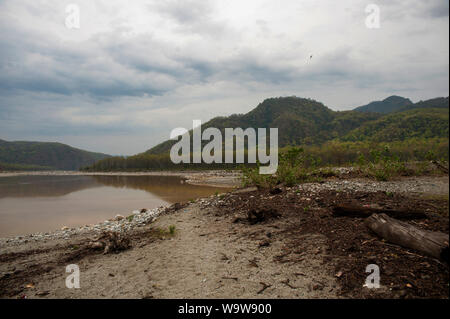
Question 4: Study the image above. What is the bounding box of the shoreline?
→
[0,174,448,241]
[0,170,242,188]
[0,170,241,241]
[0,175,448,298]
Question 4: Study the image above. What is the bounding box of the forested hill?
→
[353,95,413,113]
[353,96,449,114]
[146,97,381,155]
[145,96,449,155]
[397,97,449,112]
[0,139,110,171]
[341,107,449,142]
[84,95,448,171]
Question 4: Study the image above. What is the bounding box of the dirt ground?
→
[0,176,448,299]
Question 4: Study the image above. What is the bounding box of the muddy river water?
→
[0,175,230,237]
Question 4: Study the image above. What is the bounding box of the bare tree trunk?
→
[333,205,427,220]
[365,213,449,262]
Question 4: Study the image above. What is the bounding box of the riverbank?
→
[0,175,448,298]
[0,170,241,188]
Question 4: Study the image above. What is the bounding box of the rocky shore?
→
[0,206,167,246]
[0,175,448,299]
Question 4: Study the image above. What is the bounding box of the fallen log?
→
[365,213,449,262]
[332,204,427,220]
[432,160,449,174]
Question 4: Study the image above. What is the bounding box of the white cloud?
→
[0,0,448,154]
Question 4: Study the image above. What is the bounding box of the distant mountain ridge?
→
[0,139,110,171]
[342,107,449,142]
[353,95,449,114]
[145,95,449,155]
[397,97,449,112]
[145,97,381,154]
[353,95,413,113]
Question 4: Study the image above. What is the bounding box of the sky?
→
[0,0,448,155]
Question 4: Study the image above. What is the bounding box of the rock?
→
[269,187,282,195]
[61,226,70,231]
[259,240,271,248]
[115,215,124,221]
[312,283,324,291]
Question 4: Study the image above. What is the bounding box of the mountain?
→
[0,139,110,171]
[342,107,449,142]
[353,95,413,113]
[146,96,448,155]
[397,96,449,112]
[146,97,382,154]
[85,95,449,171]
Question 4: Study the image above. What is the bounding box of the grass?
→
[152,225,177,238]
[144,225,178,241]
[241,147,324,188]
[241,145,448,187]
[355,146,446,181]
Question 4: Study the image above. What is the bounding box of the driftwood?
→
[88,231,131,254]
[332,204,427,220]
[365,213,449,262]
[432,160,449,174]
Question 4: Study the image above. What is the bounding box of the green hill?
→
[341,107,449,142]
[353,95,413,113]
[85,95,449,171]
[353,95,449,114]
[397,97,449,113]
[146,97,381,154]
[145,96,448,154]
[0,139,110,171]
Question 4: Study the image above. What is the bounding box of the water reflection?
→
[0,175,100,198]
[0,175,230,237]
[91,175,229,203]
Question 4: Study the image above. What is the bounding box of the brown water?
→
[0,175,230,237]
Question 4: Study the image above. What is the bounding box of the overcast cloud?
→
[0,0,448,155]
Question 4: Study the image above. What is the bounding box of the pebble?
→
[0,205,168,246]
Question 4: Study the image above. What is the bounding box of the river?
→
[0,175,230,237]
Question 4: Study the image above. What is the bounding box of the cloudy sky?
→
[0,0,448,155]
